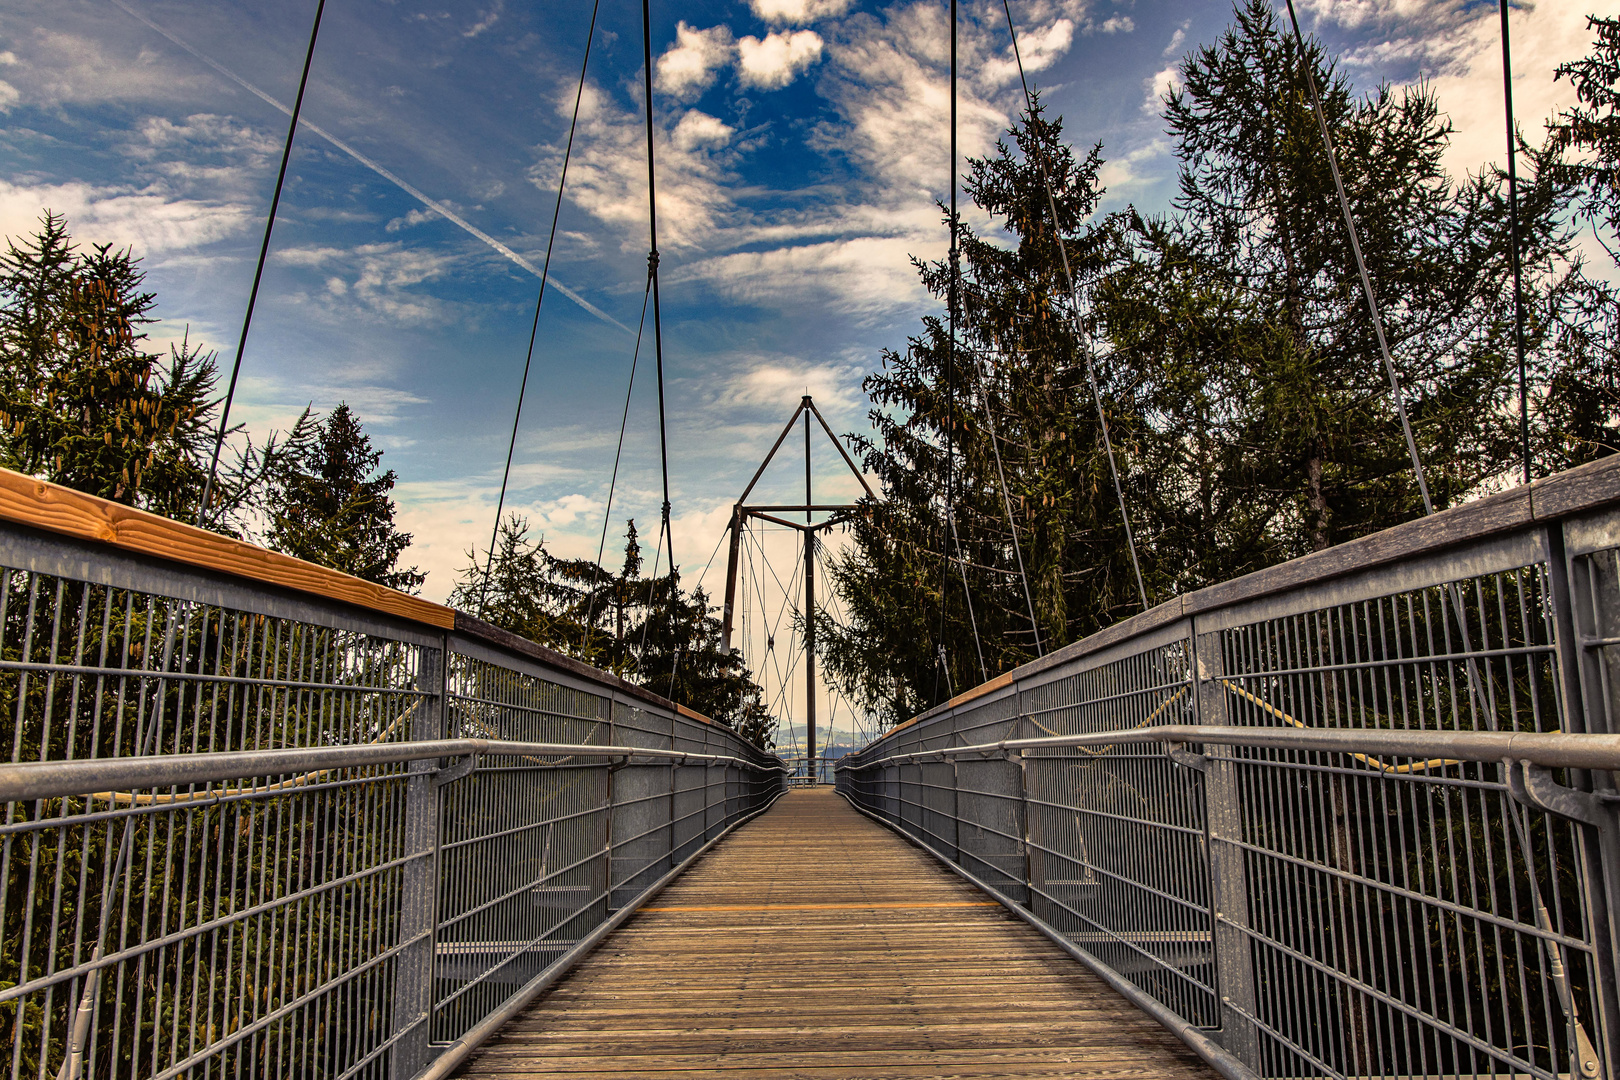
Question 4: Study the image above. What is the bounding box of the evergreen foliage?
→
[0,212,270,527]
[824,0,1620,728]
[451,516,773,747]
[262,402,425,592]
[1546,15,1620,466]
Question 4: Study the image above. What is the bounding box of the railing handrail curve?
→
[0,739,788,804]
[837,725,1620,772]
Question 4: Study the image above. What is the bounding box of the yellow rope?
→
[1060,685,1189,757]
[1219,679,1460,775]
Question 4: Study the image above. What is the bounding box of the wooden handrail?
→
[0,468,456,628]
[0,468,736,728]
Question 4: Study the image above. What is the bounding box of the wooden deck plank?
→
[455,788,1216,1079]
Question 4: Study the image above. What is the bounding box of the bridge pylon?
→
[719,395,874,774]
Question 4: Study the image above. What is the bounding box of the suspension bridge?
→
[5,0,1619,1075]
[5,436,1620,1080]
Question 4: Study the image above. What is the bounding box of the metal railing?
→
[839,457,1620,1080]
[780,755,843,786]
[0,477,786,1080]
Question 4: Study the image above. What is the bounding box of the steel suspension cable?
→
[745,522,798,729]
[635,511,667,670]
[1280,19,1586,1054]
[946,0,987,682]
[1499,0,1532,487]
[199,0,327,524]
[640,0,677,579]
[580,276,652,657]
[999,0,1149,611]
[978,340,1043,655]
[478,0,603,617]
[1281,0,1434,515]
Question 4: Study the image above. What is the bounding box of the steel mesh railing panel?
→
[1021,640,1216,1028]
[1216,565,1602,1080]
[0,532,785,1080]
[0,564,429,1080]
[840,511,1620,1080]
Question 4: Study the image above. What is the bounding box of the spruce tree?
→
[1544,15,1620,466]
[823,101,1144,725]
[1144,0,1520,553]
[0,212,265,525]
[263,402,425,592]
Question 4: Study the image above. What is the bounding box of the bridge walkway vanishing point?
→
[456,788,1215,1079]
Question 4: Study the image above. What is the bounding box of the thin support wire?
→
[945,0,986,683]
[581,276,653,658]
[640,0,677,578]
[199,0,327,523]
[635,511,668,671]
[1282,0,1434,515]
[478,0,603,616]
[999,0,1149,610]
[1499,0,1532,487]
[978,344,1043,655]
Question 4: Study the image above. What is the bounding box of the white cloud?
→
[672,235,932,319]
[0,80,18,111]
[5,28,212,106]
[1092,16,1134,35]
[749,0,855,26]
[536,492,602,529]
[386,207,441,232]
[656,22,734,101]
[538,85,739,249]
[1164,21,1189,56]
[738,29,825,90]
[132,113,276,156]
[0,178,251,256]
[672,110,736,151]
[1299,0,1603,176]
[1098,138,1171,197]
[714,357,866,414]
[1142,64,1180,115]
[276,242,455,324]
[463,0,503,38]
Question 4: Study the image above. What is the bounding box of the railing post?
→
[1551,522,1620,1077]
[1193,624,1262,1073]
[951,749,961,865]
[1017,748,1034,908]
[391,638,445,1079]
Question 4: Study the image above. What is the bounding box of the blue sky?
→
[2,0,1613,743]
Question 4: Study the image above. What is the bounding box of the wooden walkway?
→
[456,788,1216,1079]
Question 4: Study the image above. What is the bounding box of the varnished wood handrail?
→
[0,468,731,727]
[0,467,456,627]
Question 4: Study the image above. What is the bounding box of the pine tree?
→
[262,403,425,592]
[1544,16,1620,466]
[1552,16,1620,248]
[1142,0,1521,553]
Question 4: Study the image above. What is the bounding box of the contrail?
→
[108,0,634,336]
